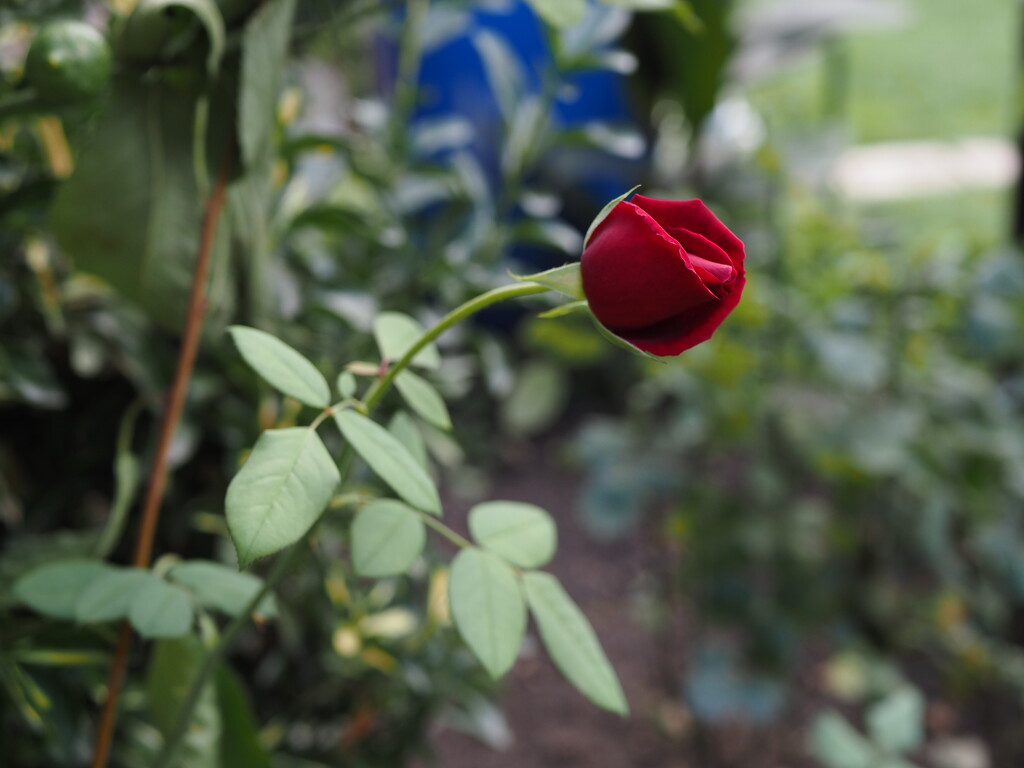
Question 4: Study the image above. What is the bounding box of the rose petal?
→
[631,195,745,267]
[669,228,736,296]
[612,273,747,357]
[582,202,718,330]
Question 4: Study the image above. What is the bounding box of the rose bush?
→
[581,194,746,356]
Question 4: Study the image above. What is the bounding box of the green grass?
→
[845,0,1017,142]
[742,0,1019,248]
[856,189,1011,251]
[745,0,1018,142]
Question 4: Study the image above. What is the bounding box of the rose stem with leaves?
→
[90,153,233,768]
[153,280,551,767]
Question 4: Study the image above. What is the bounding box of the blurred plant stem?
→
[90,152,233,768]
[484,73,560,264]
[153,279,551,768]
[363,281,550,410]
[386,0,429,160]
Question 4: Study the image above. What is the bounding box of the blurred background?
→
[3,0,1024,766]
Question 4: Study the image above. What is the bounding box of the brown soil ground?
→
[416,456,825,768]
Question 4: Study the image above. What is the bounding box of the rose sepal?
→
[589,317,667,363]
[538,300,589,319]
[509,262,583,300]
[583,184,641,247]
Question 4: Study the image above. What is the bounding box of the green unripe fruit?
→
[25,21,113,103]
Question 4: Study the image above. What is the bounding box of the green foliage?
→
[168,561,276,618]
[524,0,587,30]
[500,361,568,436]
[147,638,271,768]
[866,686,925,755]
[336,371,357,399]
[334,410,441,514]
[394,370,451,430]
[226,428,340,567]
[128,579,194,639]
[582,186,640,246]
[229,326,331,408]
[74,568,153,622]
[448,548,527,679]
[238,0,295,168]
[810,685,926,768]
[810,712,877,768]
[523,571,628,715]
[350,500,426,578]
[12,559,112,620]
[511,262,584,299]
[373,312,441,370]
[49,70,232,327]
[114,0,225,75]
[468,501,557,569]
[387,411,428,468]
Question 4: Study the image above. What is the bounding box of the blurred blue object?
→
[378,0,644,210]
[685,644,787,725]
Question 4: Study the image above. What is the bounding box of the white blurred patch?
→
[705,96,768,156]
[831,137,1020,201]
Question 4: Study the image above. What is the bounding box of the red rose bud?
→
[581,194,746,357]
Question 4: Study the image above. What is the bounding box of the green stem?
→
[93,401,143,559]
[153,279,551,767]
[363,281,550,411]
[153,538,306,768]
[387,0,429,159]
[420,512,472,549]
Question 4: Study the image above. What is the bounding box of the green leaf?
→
[13,559,112,620]
[215,667,273,768]
[598,0,677,10]
[229,326,330,408]
[334,410,441,515]
[395,371,451,430]
[373,312,441,370]
[226,428,340,567]
[471,29,522,123]
[50,73,235,329]
[117,0,226,76]
[512,218,584,254]
[501,361,568,436]
[169,560,276,618]
[0,531,99,610]
[866,686,924,755]
[147,637,220,768]
[239,0,296,169]
[351,500,427,577]
[337,371,357,399]
[583,185,641,246]
[510,263,584,300]
[650,0,732,136]
[469,501,557,569]
[538,300,590,320]
[809,712,875,768]
[449,549,526,678]
[388,411,428,469]
[669,0,703,33]
[75,567,155,623]
[522,571,627,715]
[526,0,587,28]
[128,579,193,638]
